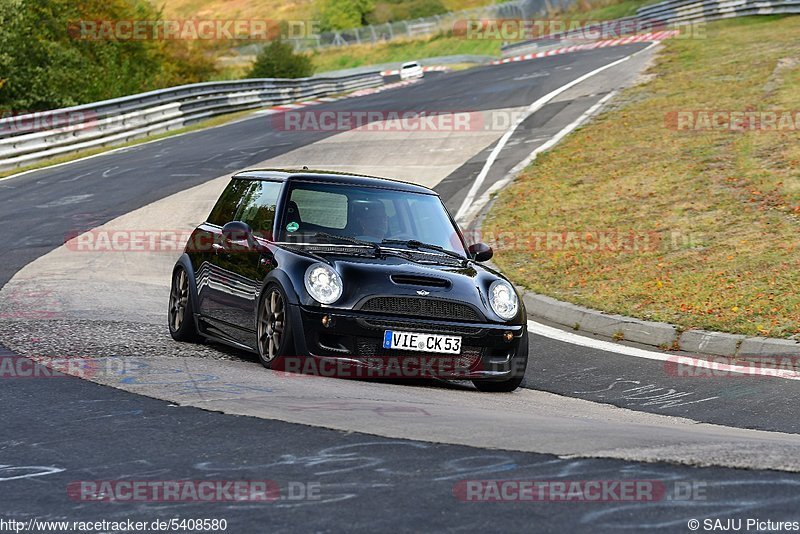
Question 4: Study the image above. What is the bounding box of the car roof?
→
[232,168,437,195]
[401,61,420,67]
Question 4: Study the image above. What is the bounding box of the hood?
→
[278,247,521,324]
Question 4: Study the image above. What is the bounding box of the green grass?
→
[570,0,662,19]
[484,15,800,339]
[310,32,500,73]
[307,0,666,73]
[153,0,501,24]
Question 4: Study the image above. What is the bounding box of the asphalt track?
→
[2,43,800,531]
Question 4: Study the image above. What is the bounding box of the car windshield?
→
[278,181,466,255]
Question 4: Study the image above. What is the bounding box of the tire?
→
[256,283,295,369]
[168,265,202,342]
[472,329,528,393]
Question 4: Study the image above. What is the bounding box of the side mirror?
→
[468,242,493,262]
[221,221,253,248]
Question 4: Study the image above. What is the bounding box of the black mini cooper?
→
[168,169,528,392]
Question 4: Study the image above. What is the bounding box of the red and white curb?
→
[255,79,423,115]
[379,65,451,76]
[492,31,679,65]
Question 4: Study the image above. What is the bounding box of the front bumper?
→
[286,304,525,380]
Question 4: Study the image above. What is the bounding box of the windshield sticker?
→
[286,221,300,233]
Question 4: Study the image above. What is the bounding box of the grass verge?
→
[310,33,500,73]
[306,0,663,73]
[483,15,800,338]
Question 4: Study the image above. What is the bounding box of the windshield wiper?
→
[314,232,383,257]
[381,239,468,264]
[282,244,328,264]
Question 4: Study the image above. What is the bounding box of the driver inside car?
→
[351,199,389,241]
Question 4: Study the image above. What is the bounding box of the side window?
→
[207,179,249,226]
[234,181,282,235]
[207,179,282,237]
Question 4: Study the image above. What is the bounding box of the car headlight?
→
[304,263,343,304]
[489,280,518,320]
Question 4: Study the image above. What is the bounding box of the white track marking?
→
[454,42,658,222]
[527,319,800,381]
[457,90,616,224]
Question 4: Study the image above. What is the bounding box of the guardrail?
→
[290,0,558,50]
[0,72,383,173]
[637,0,800,24]
[500,0,799,56]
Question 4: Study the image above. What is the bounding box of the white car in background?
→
[399,61,424,80]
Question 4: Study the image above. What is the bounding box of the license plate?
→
[382,330,462,354]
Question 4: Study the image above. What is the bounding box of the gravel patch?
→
[0,319,251,362]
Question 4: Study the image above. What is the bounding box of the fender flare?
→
[260,269,301,305]
[173,253,201,332]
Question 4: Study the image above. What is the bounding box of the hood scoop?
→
[390,274,451,288]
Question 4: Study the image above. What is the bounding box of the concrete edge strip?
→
[524,290,800,360]
[526,320,800,380]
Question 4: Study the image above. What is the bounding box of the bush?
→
[0,0,217,111]
[248,40,313,79]
[317,0,375,31]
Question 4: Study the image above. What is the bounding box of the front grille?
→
[354,338,483,371]
[359,296,482,322]
[360,318,485,336]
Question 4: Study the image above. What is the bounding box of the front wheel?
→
[168,266,201,342]
[472,329,528,392]
[257,284,295,369]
